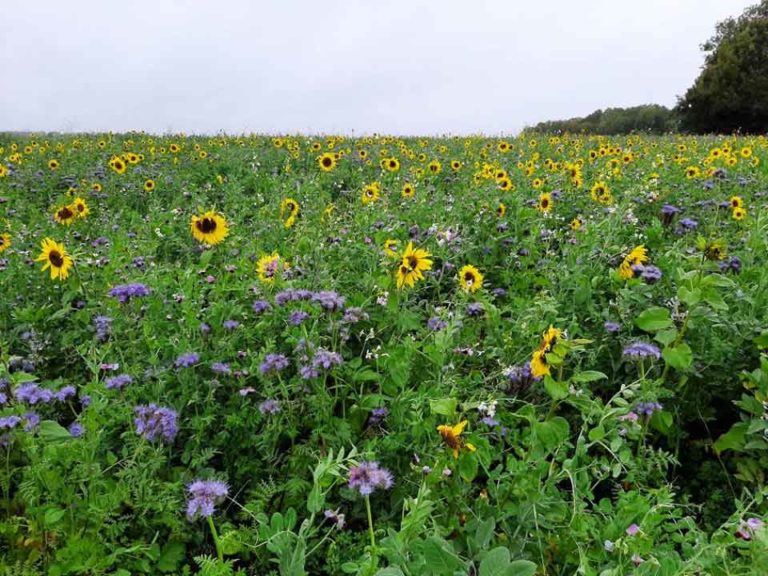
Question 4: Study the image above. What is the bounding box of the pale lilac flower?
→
[623,342,661,360]
[258,399,280,414]
[186,480,229,520]
[134,404,178,443]
[175,352,200,368]
[108,283,151,304]
[348,461,394,496]
[259,353,289,375]
[105,374,132,390]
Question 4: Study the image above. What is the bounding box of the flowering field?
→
[0,133,767,575]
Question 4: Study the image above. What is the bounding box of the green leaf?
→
[662,343,693,370]
[458,453,478,482]
[534,417,570,451]
[157,542,185,573]
[754,332,768,349]
[654,327,678,347]
[635,307,673,332]
[571,370,607,383]
[543,375,568,401]
[508,560,537,576]
[38,420,72,443]
[714,423,748,455]
[429,398,458,417]
[419,537,465,574]
[44,508,66,526]
[375,569,405,576]
[479,546,511,576]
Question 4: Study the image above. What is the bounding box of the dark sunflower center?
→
[59,207,74,219]
[464,272,475,283]
[407,256,418,270]
[76,203,84,212]
[49,250,64,267]
[542,199,549,208]
[322,157,332,167]
[197,217,217,233]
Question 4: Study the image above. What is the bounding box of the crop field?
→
[0,133,767,575]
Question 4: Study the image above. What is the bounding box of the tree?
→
[677,1,768,133]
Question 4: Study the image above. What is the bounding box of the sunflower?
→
[498,176,513,191]
[358,149,368,160]
[532,177,544,190]
[437,420,476,459]
[401,182,415,198]
[618,245,648,279]
[458,265,483,293]
[685,166,700,179]
[48,159,60,170]
[497,141,511,153]
[570,217,582,231]
[144,179,156,192]
[126,153,140,164]
[72,197,89,218]
[540,326,562,351]
[280,198,300,228]
[740,147,753,158]
[383,239,399,258]
[729,196,743,209]
[0,164,7,177]
[92,182,102,192]
[198,150,208,160]
[0,233,10,253]
[190,210,229,245]
[450,160,461,171]
[256,252,283,284]
[54,204,77,225]
[497,202,506,217]
[590,181,612,204]
[530,348,550,378]
[427,160,442,174]
[318,153,336,172]
[361,182,381,205]
[35,238,73,281]
[109,156,127,174]
[384,157,400,172]
[311,142,322,152]
[396,242,433,289]
[169,143,181,153]
[732,207,747,220]
[704,240,727,261]
[538,192,553,213]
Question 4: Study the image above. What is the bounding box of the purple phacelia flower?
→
[105,374,132,390]
[55,386,76,402]
[211,362,231,375]
[427,317,448,331]
[258,399,281,414]
[259,353,289,375]
[288,310,310,326]
[466,303,484,317]
[312,291,346,311]
[348,461,394,496]
[107,283,151,304]
[134,404,178,443]
[252,300,272,314]
[223,320,240,330]
[186,480,228,520]
[604,321,621,333]
[342,307,369,324]
[68,422,84,437]
[175,352,200,368]
[623,342,661,360]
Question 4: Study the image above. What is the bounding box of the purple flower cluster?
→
[288,310,310,326]
[348,461,394,496]
[275,289,314,306]
[623,342,661,360]
[342,307,369,324]
[252,300,272,314]
[718,256,742,274]
[312,291,346,311]
[175,352,200,368]
[186,480,229,520]
[108,283,151,304]
[274,289,345,311]
[260,353,289,375]
[466,303,484,317]
[299,348,343,379]
[504,362,539,391]
[427,317,448,331]
[211,362,231,375]
[105,374,132,390]
[134,404,178,443]
[258,399,280,415]
[93,315,113,341]
[604,321,621,333]
[15,383,75,405]
[736,518,764,540]
[635,401,663,416]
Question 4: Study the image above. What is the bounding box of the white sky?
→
[0,0,755,135]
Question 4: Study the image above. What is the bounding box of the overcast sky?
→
[0,0,755,135]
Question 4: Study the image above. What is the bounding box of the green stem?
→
[365,495,376,557]
[207,515,224,562]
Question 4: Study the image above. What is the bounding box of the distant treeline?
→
[531,1,768,135]
[528,105,677,135]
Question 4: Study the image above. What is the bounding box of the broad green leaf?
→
[635,307,673,332]
[662,343,693,370]
[479,546,511,576]
[429,398,458,417]
[714,423,748,455]
[571,370,607,383]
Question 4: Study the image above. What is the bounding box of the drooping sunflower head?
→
[540,326,562,353]
[72,197,89,218]
[458,265,483,293]
[54,204,76,225]
[34,237,73,281]
[0,232,10,254]
[190,210,229,245]
[437,420,476,459]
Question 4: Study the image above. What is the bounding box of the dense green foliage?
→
[676,1,768,133]
[0,133,767,575]
[529,105,677,135]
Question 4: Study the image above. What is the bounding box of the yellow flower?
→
[35,238,73,281]
[383,239,399,258]
[48,159,60,170]
[0,232,10,253]
[280,198,300,228]
[54,204,77,225]
[361,182,381,205]
[618,245,649,279]
[732,207,747,220]
[457,265,483,293]
[72,197,89,218]
[318,153,336,172]
[144,179,156,192]
[497,202,506,217]
[427,159,442,174]
[401,182,415,198]
[437,420,476,459]
[384,157,400,172]
[530,349,550,378]
[570,217,582,231]
[190,210,229,245]
[729,196,743,209]
[396,242,432,289]
[256,252,283,284]
[109,156,126,174]
[538,192,553,213]
[590,181,612,205]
